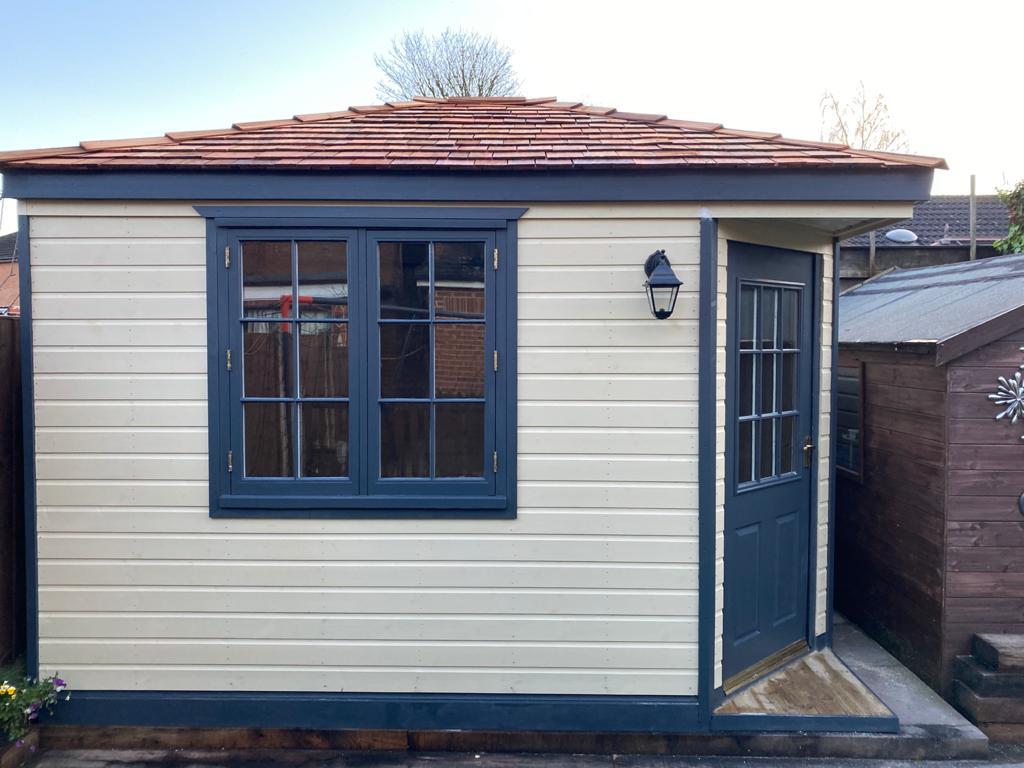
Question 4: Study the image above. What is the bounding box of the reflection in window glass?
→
[836,365,863,476]
[379,242,429,319]
[244,402,293,477]
[760,287,778,350]
[380,324,430,398]
[435,323,485,398]
[301,404,348,478]
[299,323,348,399]
[739,286,756,350]
[738,421,755,484]
[781,290,798,349]
[242,241,292,318]
[298,242,348,319]
[435,242,485,319]
[243,323,295,398]
[436,403,485,477]
[380,403,430,478]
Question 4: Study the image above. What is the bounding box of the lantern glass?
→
[646,282,680,319]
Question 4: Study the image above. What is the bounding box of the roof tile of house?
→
[0,96,947,172]
[843,195,1009,247]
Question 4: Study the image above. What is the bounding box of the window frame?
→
[835,362,865,481]
[199,206,524,519]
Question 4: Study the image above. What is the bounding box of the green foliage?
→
[995,179,1024,255]
[0,674,67,743]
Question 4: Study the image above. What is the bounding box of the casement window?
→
[200,208,521,518]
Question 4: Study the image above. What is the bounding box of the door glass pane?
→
[298,241,348,318]
[434,242,485,319]
[380,403,430,477]
[781,290,798,349]
[781,353,797,412]
[780,415,796,474]
[380,324,430,398]
[760,353,777,415]
[242,241,292,318]
[739,354,756,417]
[299,323,348,398]
[760,287,778,350]
[759,417,776,478]
[435,323,485,398]
[738,421,755,484]
[739,286,756,350]
[244,402,293,477]
[436,403,485,477]
[243,323,295,398]
[300,404,348,477]
[379,242,429,319]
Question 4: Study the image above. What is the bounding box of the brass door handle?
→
[803,436,815,468]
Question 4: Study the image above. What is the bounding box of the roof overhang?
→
[0,166,935,203]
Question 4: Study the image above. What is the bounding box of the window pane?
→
[243,323,295,398]
[760,287,778,350]
[436,403,485,477]
[379,242,429,319]
[739,353,755,417]
[780,415,796,474]
[781,352,797,412]
[760,353,777,415]
[760,417,776,479]
[380,323,430,398]
[435,242,485,319]
[739,285,756,350]
[299,323,348,398]
[435,323,485,398]
[781,290,799,349]
[301,404,348,478]
[244,402,293,477]
[243,241,292,318]
[298,241,348,319]
[380,403,429,478]
[738,421,755,484]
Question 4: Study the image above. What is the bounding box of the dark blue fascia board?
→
[696,216,719,726]
[710,712,897,734]
[4,168,935,202]
[17,214,38,678]
[50,691,701,733]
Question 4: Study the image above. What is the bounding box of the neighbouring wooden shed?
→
[837,253,1024,698]
[0,96,945,736]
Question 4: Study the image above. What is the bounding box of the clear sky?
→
[0,0,1019,234]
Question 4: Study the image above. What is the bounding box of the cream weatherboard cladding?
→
[27,201,703,696]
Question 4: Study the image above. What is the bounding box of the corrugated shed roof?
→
[842,195,1008,248]
[0,96,947,172]
[839,252,1024,345]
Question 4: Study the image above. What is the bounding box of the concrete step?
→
[973,634,1024,672]
[955,654,1024,697]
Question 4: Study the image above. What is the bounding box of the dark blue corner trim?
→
[696,217,719,725]
[4,168,935,203]
[50,691,702,734]
[17,214,38,678]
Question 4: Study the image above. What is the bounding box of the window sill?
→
[214,494,513,519]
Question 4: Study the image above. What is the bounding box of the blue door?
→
[723,242,815,684]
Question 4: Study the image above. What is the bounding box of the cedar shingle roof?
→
[0,96,947,172]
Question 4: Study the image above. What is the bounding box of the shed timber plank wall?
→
[943,327,1024,695]
[835,347,947,691]
[26,201,703,696]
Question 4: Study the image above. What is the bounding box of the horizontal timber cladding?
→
[942,327,1024,694]
[27,201,706,696]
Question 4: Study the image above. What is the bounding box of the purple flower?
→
[52,677,66,690]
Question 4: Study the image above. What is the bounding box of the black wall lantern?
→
[643,249,683,320]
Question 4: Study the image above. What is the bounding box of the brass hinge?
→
[227,449,234,473]
[493,350,499,372]
[224,245,231,268]
[225,349,232,371]
[493,247,499,270]
[492,451,498,474]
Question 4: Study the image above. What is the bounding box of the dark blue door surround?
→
[723,243,814,682]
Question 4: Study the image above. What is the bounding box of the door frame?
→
[720,239,824,686]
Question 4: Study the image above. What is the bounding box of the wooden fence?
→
[0,317,23,664]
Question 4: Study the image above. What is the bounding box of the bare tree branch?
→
[819,81,909,153]
[374,28,520,102]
